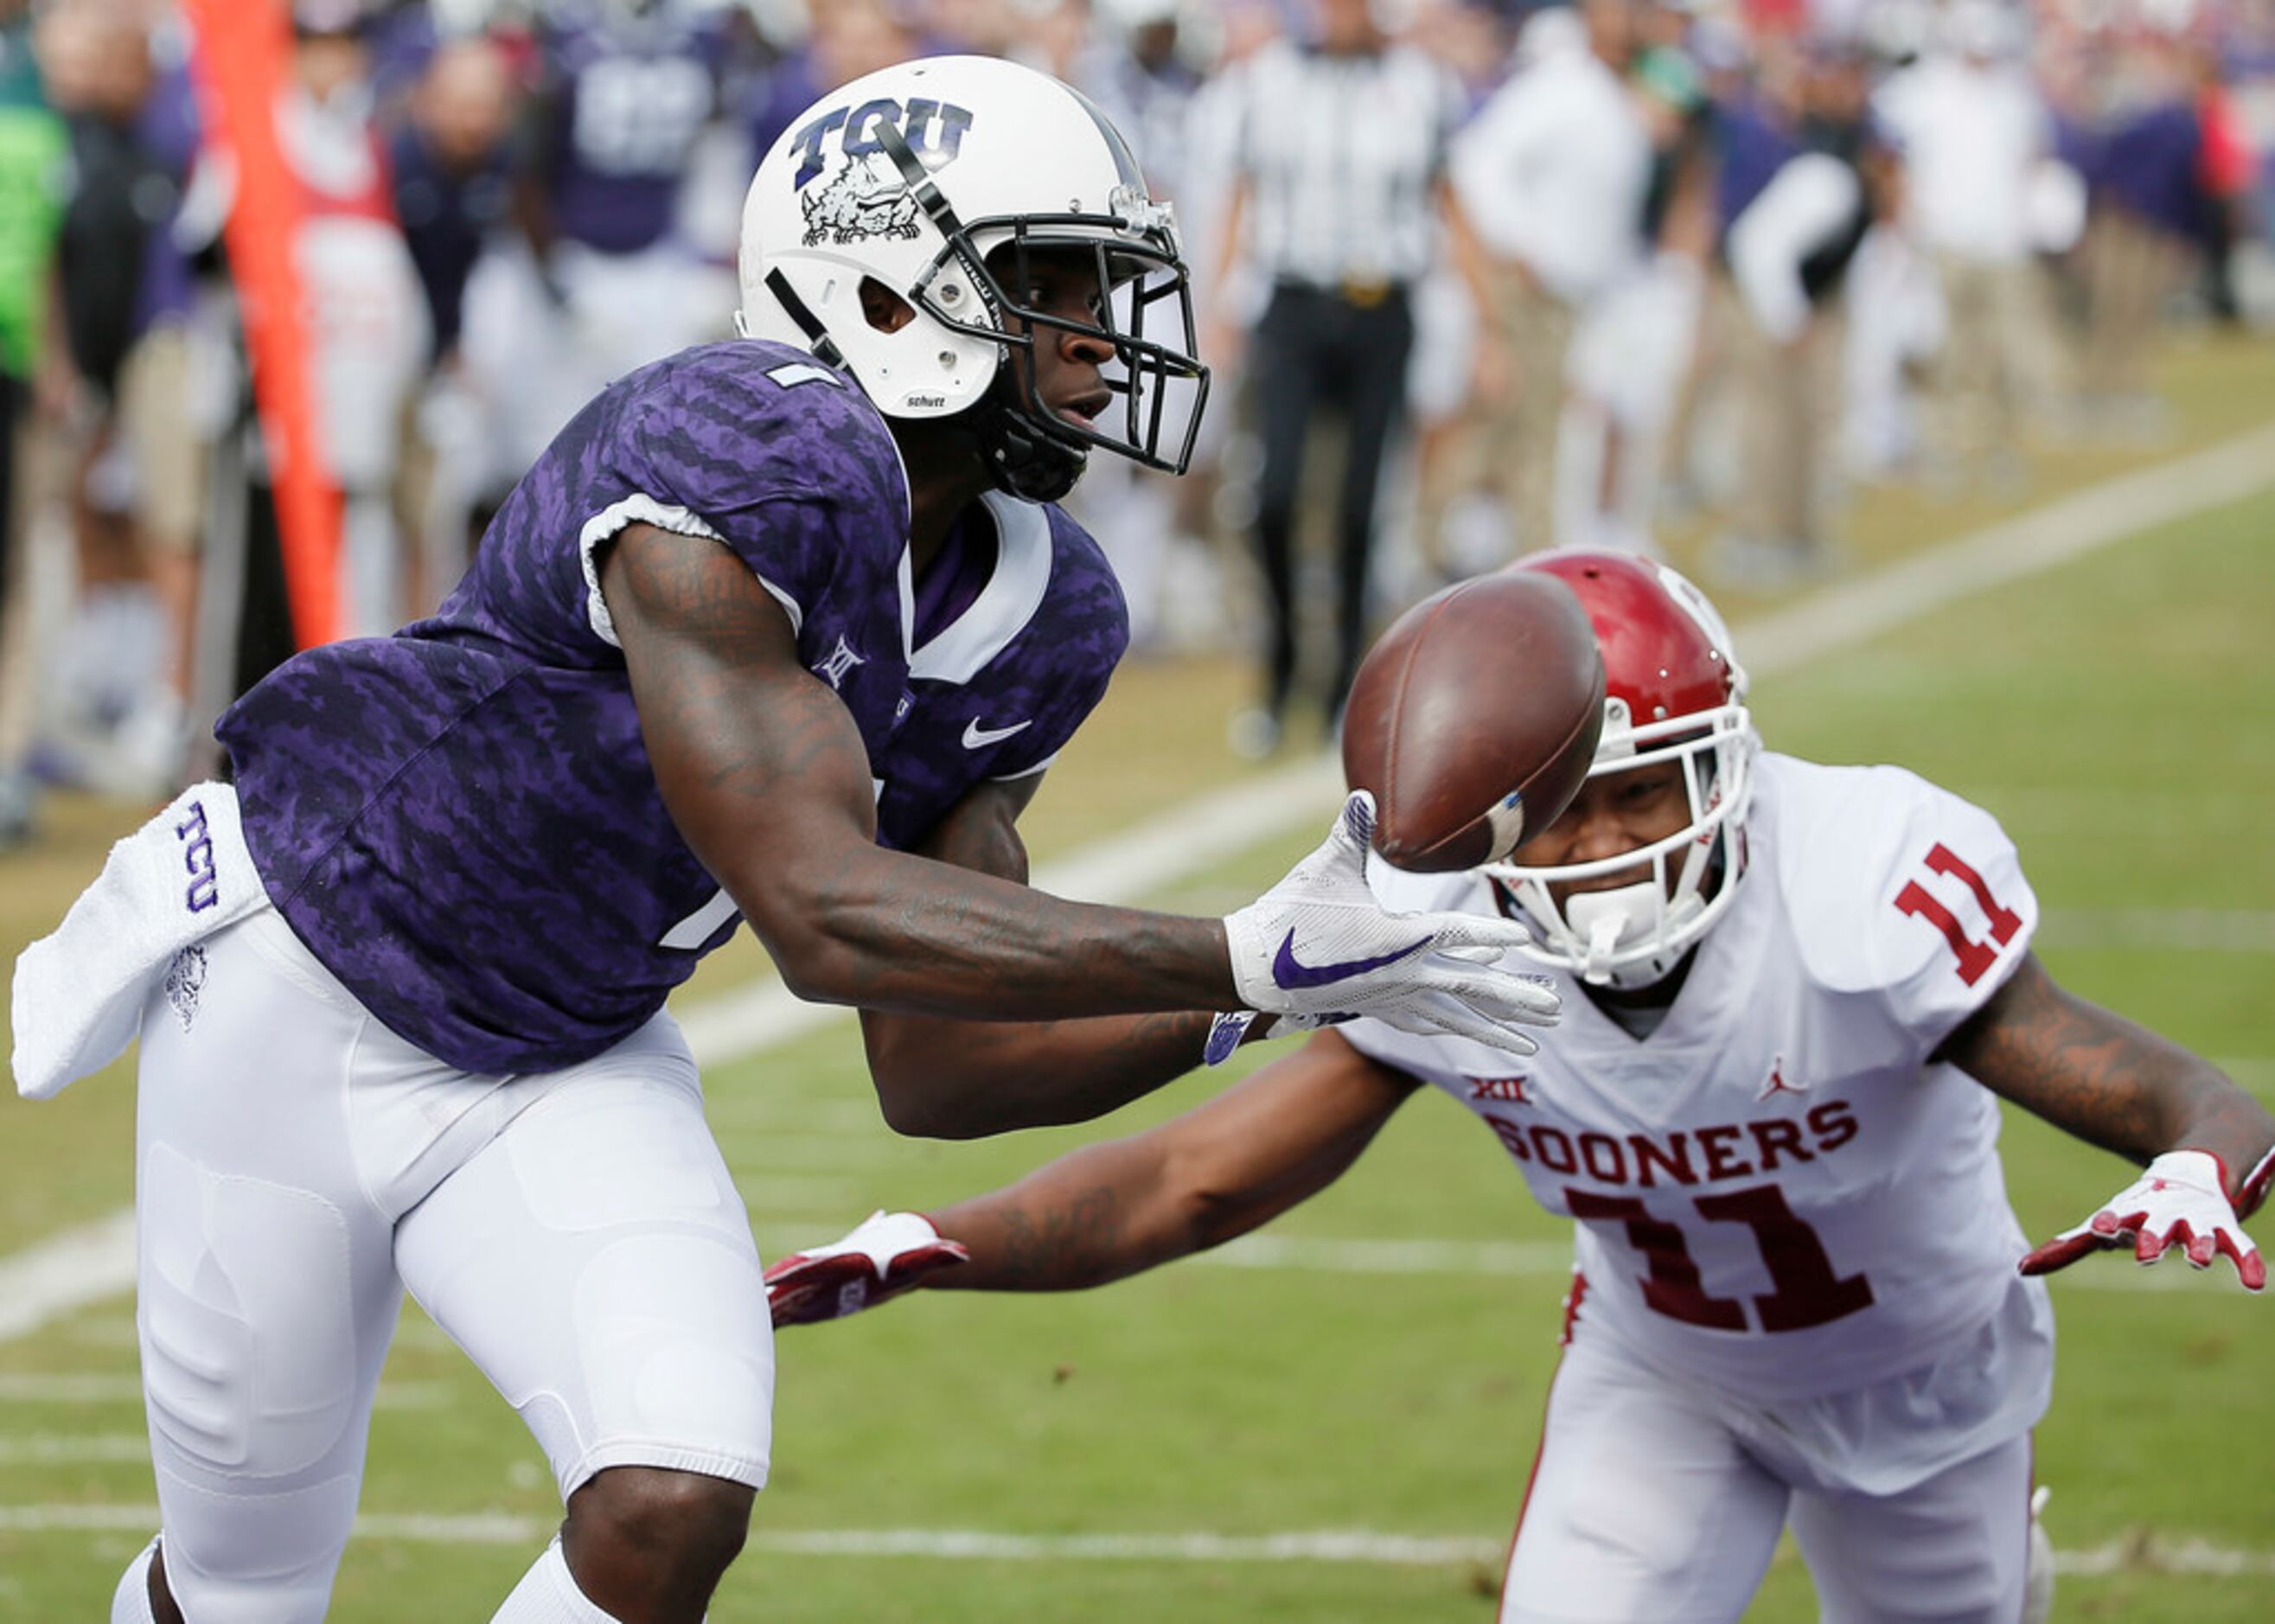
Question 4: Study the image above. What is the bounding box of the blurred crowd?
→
[1,0,2270,844]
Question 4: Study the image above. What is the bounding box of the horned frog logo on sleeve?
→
[789,96,976,248]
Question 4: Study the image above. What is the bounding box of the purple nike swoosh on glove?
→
[1272,929,1432,990]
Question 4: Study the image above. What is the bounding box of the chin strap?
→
[763,268,847,370]
[1563,880,1658,987]
[973,399,1088,502]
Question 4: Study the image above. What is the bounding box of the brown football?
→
[1341,569,1606,873]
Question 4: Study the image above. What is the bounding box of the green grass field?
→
[3,345,2272,1619]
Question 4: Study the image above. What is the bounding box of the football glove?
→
[764,1210,968,1327]
[2240,1143,2275,1221]
[2019,1149,2264,1291]
[1220,792,1557,1058]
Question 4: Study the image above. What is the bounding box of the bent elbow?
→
[870,1058,1000,1141]
[744,898,866,1008]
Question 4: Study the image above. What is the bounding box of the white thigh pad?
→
[139,1141,358,1476]
[397,1044,774,1499]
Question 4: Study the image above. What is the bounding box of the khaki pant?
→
[1414,265,1575,570]
[1726,285,1844,551]
[2077,208,2189,402]
[1928,254,2056,470]
[118,323,208,558]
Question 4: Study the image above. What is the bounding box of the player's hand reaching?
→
[1220,792,1557,1059]
[765,1211,968,1327]
[2019,1149,2265,1291]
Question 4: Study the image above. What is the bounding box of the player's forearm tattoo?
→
[988,1184,1132,1290]
[1950,957,2275,1193]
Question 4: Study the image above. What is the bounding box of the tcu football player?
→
[15,58,1561,1624]
[770,551,2275,1624]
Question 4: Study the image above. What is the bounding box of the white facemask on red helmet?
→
[1482,551,1758,988]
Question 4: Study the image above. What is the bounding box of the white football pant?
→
[1501,1317,2035,1623]
[129,906,773,1622]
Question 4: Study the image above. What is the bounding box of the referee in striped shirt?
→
[1211,0,1501,754]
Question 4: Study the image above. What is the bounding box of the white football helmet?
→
[1483,552,1758,988]
[737,54,1209,502]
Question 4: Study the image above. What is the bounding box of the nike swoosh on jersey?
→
[1271,930,1431,990]
[962,718,1032,749]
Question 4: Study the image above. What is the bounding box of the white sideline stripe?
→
[2036,910,2275,954]
[6,420,2275,1349]
[0,1504,2266,1578]
[1732,422,2275,678]
[0,1209,134,1341]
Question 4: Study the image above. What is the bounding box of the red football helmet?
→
[1483,551,1756,987]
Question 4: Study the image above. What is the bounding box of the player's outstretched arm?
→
[604,524,1553,1048]
[767,1031,1421,1324]
[1940,952,2275,1288]
[858,777,1234,1135]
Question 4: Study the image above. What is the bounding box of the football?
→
[1341,569,1606,873]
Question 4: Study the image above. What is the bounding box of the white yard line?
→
[0,1501,2266,1578]
[6,420,2275,1354]
[671,752,1345,1065]
[0,1373,456,1409]
[0,1434,152,1464]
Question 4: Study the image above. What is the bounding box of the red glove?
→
[764,1210,968,1327]
[2020,1150,2264,1291]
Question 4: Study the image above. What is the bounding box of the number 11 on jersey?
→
[1568,1183,1876,1333]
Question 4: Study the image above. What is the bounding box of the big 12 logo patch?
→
[789,97,976,247]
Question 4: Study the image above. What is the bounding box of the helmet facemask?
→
[1486,694,1757,989]
[922,201,1210,498]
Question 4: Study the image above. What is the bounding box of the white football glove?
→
[2018,1149,2264,1291]
[1220,792,1557,1058]
[764,1211,968,1327]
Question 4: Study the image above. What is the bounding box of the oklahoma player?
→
[769,550,2275,1624]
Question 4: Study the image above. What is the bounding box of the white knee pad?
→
[111,1538,159,1624]
[493,1536,624,1623]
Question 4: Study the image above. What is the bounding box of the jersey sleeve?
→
[580,352,908,649]
[1785,763,2038,1060]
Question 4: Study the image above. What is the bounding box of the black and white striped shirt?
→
[1225,39,1461,291]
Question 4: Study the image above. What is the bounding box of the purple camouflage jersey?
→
[218,341,1128,1076]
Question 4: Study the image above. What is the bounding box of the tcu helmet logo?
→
[789,97,977,247]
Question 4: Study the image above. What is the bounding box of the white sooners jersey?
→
[1346,754,2048,1404]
